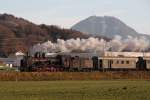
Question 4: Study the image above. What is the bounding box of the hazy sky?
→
[0,0,150,34]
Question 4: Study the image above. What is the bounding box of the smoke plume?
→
[30,35,150,54]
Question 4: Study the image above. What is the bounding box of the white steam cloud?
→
[30,35,150,54]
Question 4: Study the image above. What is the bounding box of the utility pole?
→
[102,41,106,72]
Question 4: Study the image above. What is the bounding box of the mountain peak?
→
[71,16,139,38]
[87,15,119,20]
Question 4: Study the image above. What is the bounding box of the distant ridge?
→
[72,16,149,39]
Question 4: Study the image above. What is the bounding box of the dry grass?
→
[0,71,150,81]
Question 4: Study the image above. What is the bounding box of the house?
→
[0,58,16,68]
[15,51,25,67]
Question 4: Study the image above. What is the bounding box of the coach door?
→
[99,59,103,70]
[92,57,99,70]
[108,60,112,70]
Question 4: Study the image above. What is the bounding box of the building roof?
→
[15,51,25,56]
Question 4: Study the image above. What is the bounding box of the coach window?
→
[126,61,129,64]
[146,60,149,63]
[121,60,124,64]
[116,60,119,64]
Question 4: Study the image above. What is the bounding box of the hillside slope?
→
[0,14,89,57]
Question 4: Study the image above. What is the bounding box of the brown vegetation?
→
[0,71,150,81]
[0,14,90,57]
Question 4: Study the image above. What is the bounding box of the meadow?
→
[0,80,150,100]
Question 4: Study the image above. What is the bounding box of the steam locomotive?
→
[20,52,149,72]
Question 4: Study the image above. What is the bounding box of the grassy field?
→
[0,80,150,100]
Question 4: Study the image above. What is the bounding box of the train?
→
[20,52,150,72]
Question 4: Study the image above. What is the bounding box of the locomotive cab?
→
[136,57,147,70]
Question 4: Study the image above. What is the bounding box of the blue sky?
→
[0,0,150,34]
